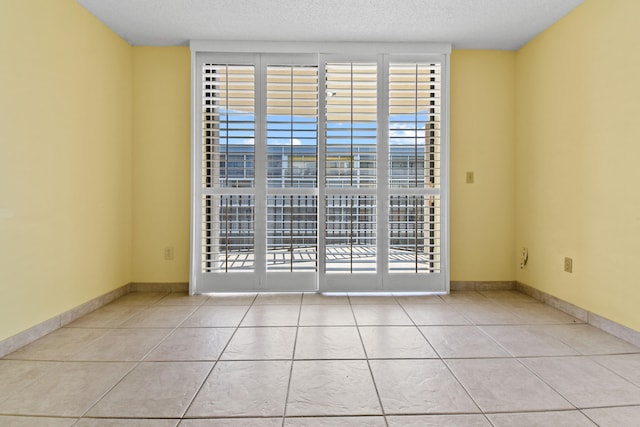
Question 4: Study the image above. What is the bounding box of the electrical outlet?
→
[164,246,174,261]
[564,257,573,273]
[466,171,474,184]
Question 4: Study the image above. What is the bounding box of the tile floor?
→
[1,290,640,426]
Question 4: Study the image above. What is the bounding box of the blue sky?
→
[218,110,429,146]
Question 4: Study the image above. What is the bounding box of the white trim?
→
[255,53,267,289]
[323,274,380,293]
[266,188,319,196]
[190,40,451,55]
[443,53,451,293]
[317,59,328,283]
[191,47,451,294]
[202,188,256,196]
[378,54,390,291]
[189,48,199,295]
[262,52,318,66]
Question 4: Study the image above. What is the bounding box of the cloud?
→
[268,138,303,145]
[389,123,426,144]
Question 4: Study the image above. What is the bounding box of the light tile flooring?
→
[1,290,640,426]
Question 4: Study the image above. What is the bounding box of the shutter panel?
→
[202,64,256,273]
[325,63,377,188]
[192,49,448,293]
[324,62,378,273]
[266,64,319,272]
[388,63,441,189]
[266,65,318,188]
[388,62,441,273]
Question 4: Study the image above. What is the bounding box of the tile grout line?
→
[281,294,304,425]
[2,296,169,420]
[438,357,489,419]
[4,298,167,419]
[77,293,183,420]
[474,324,520,358]
[435,294,590,418]
[511,356,579,414]
[173,293,257,421]
[72,295,202,364]
[3,290,639,423]
[349,297,389,427]
[578,405,634,426]
[518,352,640,411]
[76,359,142,419]
[398,294,531,420]
[131,293,206,363]
[589,355,640,390]
[395,297,442,359]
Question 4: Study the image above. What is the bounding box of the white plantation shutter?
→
[202,64,255,189]
[324,63,377,188]
[389,63,441,189]
[324,62,378,274]
[201,63,256,274]
[388,62,442,274]
[266,64,319,272]
[191,45,449,294]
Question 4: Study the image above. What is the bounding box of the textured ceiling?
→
[76,0,583,50]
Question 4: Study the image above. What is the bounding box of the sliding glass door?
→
[384,59,443,291]
[319,56,445,292]
[191,49,448,294]
[264,56,319,290]
[320,58,379,291]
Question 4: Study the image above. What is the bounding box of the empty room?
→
[1,0,639,425]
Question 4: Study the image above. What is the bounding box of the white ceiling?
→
[76,0,583,50]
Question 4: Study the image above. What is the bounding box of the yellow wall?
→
[132,47,191,282]
[516,0,640,330]
[450,51,516,281]
[0,0,133,342]
[15,0,632,342]
[128,49,518,283]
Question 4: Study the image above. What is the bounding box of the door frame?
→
[189,42,450,295]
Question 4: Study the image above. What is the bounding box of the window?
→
[191,43,450,293]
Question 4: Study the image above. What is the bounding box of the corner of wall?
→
[450,50,517,282]
[0,0,135,342]
[514,0,640,332]
[131,47,192,283]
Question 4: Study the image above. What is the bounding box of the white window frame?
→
[190,41,451,295]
